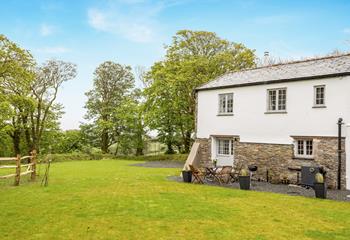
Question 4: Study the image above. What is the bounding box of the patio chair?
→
[189,164,205,184]
[216,166,233,184]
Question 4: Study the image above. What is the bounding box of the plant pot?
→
[314,182,327,199]
[182,170,192,183]
[239,176,250,190]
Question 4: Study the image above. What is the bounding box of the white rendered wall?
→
[197,76,350,144]
[346,124,350,190]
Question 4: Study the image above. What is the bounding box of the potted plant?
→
[213,159,217,167]
[182,166,192,183]
[239,168,250,190]
[314,173,327,199]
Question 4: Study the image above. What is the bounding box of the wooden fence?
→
[0,150,37,186]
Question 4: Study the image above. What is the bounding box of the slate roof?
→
[196,53,350,91]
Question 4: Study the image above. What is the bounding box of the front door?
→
[215,138,234,166]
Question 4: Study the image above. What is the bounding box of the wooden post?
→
[31,150,37,181]
[14,154,21,186]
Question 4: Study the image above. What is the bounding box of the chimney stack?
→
[263,51,270,66]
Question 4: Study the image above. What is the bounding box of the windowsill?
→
[217,113,234,116]
[217,154,233,157]
[264,111,287,114]
[292,156,314,161]
[312,105,326,109]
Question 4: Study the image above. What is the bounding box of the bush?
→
[114,154,188,162]
[38,152,116,163]
[37,153,188,163]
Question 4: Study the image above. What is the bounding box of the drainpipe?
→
[337,118,344,190]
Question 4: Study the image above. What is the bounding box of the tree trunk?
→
[183,131,192,153]
[12,129,21,155]
[166,142,174,154]
[101,128,109,153]
[136,148,143,156]
[22,115,33,154]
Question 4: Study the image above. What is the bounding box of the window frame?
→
[266,88,287,113]
[294,138,314,159]
[218,93,234,115]
[216,138,234,156]
[313,85,326,107]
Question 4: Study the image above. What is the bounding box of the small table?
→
[204,166,223,182]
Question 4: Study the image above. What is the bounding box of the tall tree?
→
[144,30,256,153]
[113,90,146,155]
[0,34,35,154]
[27,60,77,152]
[84,61,134,153]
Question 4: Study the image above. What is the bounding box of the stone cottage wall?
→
[195,138,211,167]
[234,137,346,189]
[196,137,346,189]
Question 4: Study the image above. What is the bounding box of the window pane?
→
[227,94,233,113]
[278,89,286,110]
[297,140,304,155]
[223,140,230,155]
[217,140,223,154]
[268,90,276,111]
[230,140,234,155]
[219,95,226,113]
[306,140,313,155]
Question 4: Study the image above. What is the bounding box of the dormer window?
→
[218,93,233,115]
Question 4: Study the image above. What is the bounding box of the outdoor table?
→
[204,166,223,181]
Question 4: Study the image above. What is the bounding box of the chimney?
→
[263,51,270,66]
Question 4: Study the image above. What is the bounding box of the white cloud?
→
[88,7,156,43]
[344,28,350,34]
[37,46,70,54]
[87,0,190,43]
[40,23,56,36]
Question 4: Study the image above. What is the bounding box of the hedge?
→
[38,153,188,163]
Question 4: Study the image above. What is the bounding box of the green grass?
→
[0,160,349,240]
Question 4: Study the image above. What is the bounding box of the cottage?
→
[191,54,350,189]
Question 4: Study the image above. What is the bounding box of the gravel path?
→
[131,160,184,168]
[168,176,350,202]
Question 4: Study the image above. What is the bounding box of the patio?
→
[169,175,350,202]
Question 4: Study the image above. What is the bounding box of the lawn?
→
[0,160,350,240]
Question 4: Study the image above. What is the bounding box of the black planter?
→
[239,176,251,190]
[182,170,192,183]
[314,182,327,199]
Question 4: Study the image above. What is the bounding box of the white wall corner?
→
[346,124,350,190]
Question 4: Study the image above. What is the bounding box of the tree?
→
[112,90,146,155]
[26,60,77,153]
[0,34,36,154]
[53,130,84,153]
[144,30,256,153]
[84,61,134,153]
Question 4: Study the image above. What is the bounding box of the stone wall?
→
[234,142,294,184]
[195,138,211,167]
[233,137,346,189]
[196,137,346,189]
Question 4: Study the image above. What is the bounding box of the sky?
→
[1,0,350,130]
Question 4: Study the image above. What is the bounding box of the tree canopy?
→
[144,30,256,153]
[84,61,135,153]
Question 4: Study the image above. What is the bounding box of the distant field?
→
[0,160,350,240]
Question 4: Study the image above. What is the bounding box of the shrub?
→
[114,154,188,162]
[37,152,188,163]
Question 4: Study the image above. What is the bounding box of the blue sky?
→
[1,0,349,130]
